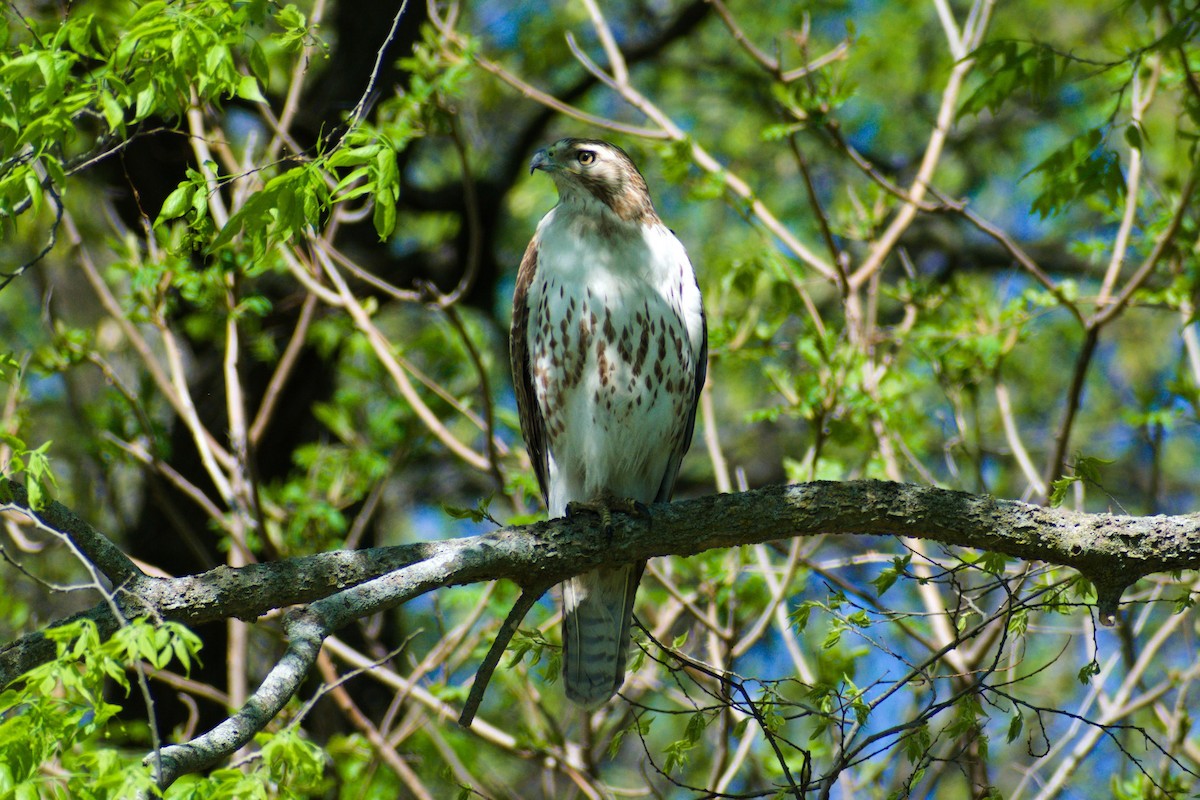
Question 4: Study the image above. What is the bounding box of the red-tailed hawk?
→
[511,138,707,708]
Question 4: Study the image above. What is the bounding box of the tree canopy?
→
[1,0,1199,798]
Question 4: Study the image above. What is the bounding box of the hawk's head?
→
[530,138,657,224]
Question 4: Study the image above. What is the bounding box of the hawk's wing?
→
[510,234,549,500]
[654,272,708,504]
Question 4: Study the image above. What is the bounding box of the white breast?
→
[527,207,704,516]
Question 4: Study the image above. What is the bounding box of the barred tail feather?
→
[561,562,644,709]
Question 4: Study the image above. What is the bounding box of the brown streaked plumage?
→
[511,138,707,709]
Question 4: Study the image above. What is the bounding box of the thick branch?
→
[149,539,473,790]
[8,478,1200,789]
[145,610,329,791]
[5,479,1198,692]
[0,537,434,687]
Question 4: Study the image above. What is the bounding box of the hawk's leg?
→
[566,490,650,538]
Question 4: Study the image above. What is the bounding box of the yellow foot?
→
[565,491,650,537]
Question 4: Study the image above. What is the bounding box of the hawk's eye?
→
[577,150,596,166]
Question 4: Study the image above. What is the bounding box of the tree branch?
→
[5,478,1196,684]
[6,477,1200,789]
[458,583,552,727]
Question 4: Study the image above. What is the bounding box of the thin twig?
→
[265,0,329,163]
[459,583,550,727]
[249,292,318,446]
[102,435,228,525]
[707,0,848,80]
[428,112,483,307]
[1093,170,1197,327]
[788,133,846,288]
[706,0,777,72]
[68,211,237,470]
[315,652,437,800]
[314,237,423,302]
[0,174,62,293]
[316,248,492,471]
[1041,327,1099,489]
[425,1,668,140]
[847,0,995,290]
[938,195,1084,325]
[580,0,627,84]
[437,300,507,489]
[345,0,411,130]
[186,91,230,228]
[700,369,732,494]
[1097,54,1161,304]
[995,379,1047,497]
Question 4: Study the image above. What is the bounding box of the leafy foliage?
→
[0,619,198,798]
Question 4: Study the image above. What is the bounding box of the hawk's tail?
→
[561,562,644,709]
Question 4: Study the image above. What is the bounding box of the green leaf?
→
[1026,128,1125,217]
[869,555,911,596]
[248,41,269,82]
[1124,122,1144,150]
[685,710,709,744]
[99,91,125,132]
[440,494,496,524]
[372,195,396,239]
[157,183,194,225]
[1006,712,1023,742]
[790,600,815,631]
[134,81,157,121]
[23,441,56,508]
[128,1,168,26]
[205,44,231,78]
[1048,476,1075,507]
[1074,454,1114,485]
[235,74,266,104]
[326,144,383,169]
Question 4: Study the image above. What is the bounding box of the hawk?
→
[511,138,707,708]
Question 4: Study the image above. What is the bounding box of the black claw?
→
[632,501,651,518]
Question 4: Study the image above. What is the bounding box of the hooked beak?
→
[529,148,552,175]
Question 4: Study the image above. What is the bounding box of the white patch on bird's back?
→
[526,205,705,517]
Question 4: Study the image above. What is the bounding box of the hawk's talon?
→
[565,494,647,540]
[565,499,614,536]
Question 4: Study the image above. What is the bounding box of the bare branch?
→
[1093,170,1198,327]
[995,379,1048,498]
[249,293,318,446]
[459,583,552,727]
[6,476,1200,703]
[345,0,411,131]
[1097,55,1161,305]
[847,0,995,290]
